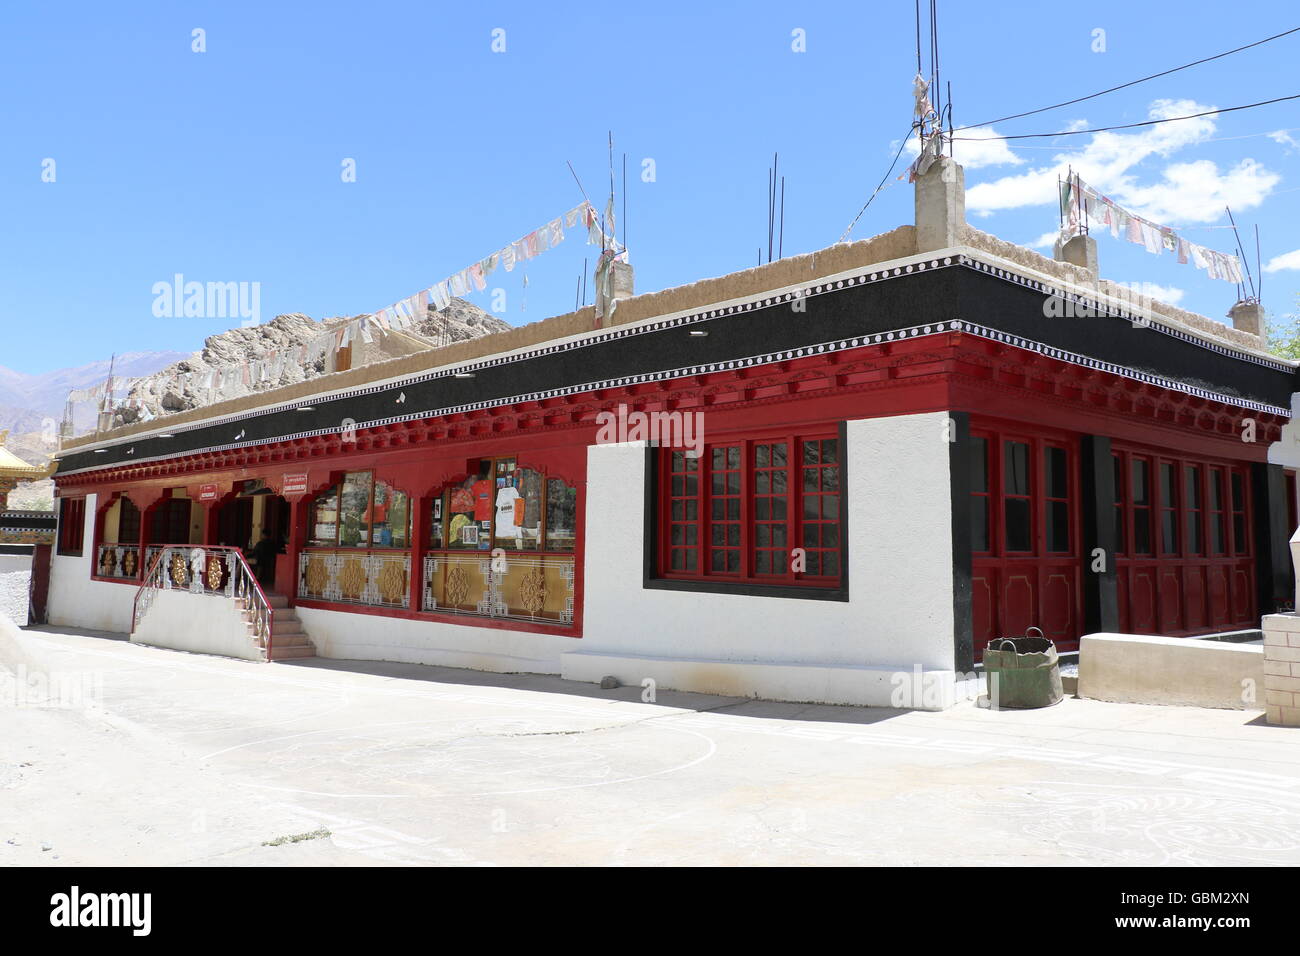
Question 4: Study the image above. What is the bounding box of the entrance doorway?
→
[216,480,289,590]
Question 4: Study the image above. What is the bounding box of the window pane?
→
[1046,500,1069,552]
[545,479,577,551]
[506,468,544,551]
[339,472,372,547]
[1005,498,1031,551]
[1134,510,1152,555]
[1161,512,1177,554]
[1004,441,1029,496]
[972,499,988,552]
[1132,460,1149,505]
[1184,466,1201,510]
[1045,446,1068,499]
[1160,463,1175,509]
[971,437,988,494]
[310,486,340,547]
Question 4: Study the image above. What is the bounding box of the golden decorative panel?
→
[519,567,547,616]
[377,560,407,605]
[445,565,470,607]
[304,556,328,596]
[339,557,366,600]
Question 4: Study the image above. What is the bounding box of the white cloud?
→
[1029,230,1060,250]
[964,99,1280,225]
[1120,158,1279,224]
[904,126,1022,171]
[1119,282,1186,306]
[1268,130,1299,152]
[1264,249,1300,273]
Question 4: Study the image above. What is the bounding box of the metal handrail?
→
[130,544,276,661]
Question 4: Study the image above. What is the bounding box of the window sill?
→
[644,577,848,602]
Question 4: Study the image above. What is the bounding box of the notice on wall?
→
[283,473,308,496]
[199,483,218,501]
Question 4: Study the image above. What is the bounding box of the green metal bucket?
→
[983,627,1064,709]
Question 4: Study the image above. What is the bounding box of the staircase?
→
[254,594,316,661]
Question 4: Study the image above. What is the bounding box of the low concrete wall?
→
[131,589,264,662]
[1078,632,1264,710]
[0,553,32,627]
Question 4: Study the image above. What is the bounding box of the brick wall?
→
[1262,613,1300,726]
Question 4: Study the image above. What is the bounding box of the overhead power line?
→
[839,131,912,242]
[950,93,1300,142]
[954,25,1300,133]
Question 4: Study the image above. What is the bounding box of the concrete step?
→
[265,594,290,609]
[269,621,306,636]
[267,644,315,661]
[266,633,311,647]
[272,607,297,621]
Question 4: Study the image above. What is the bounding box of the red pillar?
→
[280,496,307,605]
[409,494,430,612]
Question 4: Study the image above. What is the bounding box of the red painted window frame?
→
[655,428,843,588]
[57,496,85,556]
[969,427,1079,561]
[1110,443,1256,635]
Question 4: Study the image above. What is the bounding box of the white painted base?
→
[131,589,264,662]
[296,606,574,674]
[561,649,966,710]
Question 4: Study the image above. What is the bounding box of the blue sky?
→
[2,0,1297,374]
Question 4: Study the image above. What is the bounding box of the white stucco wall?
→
[563,412,959,708]
[47,493,138,634]
[1267,393,1300,471]
[297,606,576,674]
[0,553,32,627]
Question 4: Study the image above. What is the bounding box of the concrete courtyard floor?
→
[3,625,1300,867]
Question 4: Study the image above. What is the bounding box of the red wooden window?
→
[117,497,141,543]
[752,441,789,575]
[149,498,192,544]
[709,444,742,573]
[800,439,841,577]
[1184,464,1204,555]
[1158,460,1179,556]
[1111,445,1255,636]
[969,426,1081,651]
[658,431,842,587]
[58,497,85,556]
[1130,457,1153,555]
[665,451,700,572]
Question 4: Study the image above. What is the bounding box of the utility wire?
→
[954,26,1300,133]
[839,131,912,242]
[950,94,1300,141]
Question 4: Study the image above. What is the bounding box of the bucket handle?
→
[1025,626,1044,640]
[995,638,1017,652]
